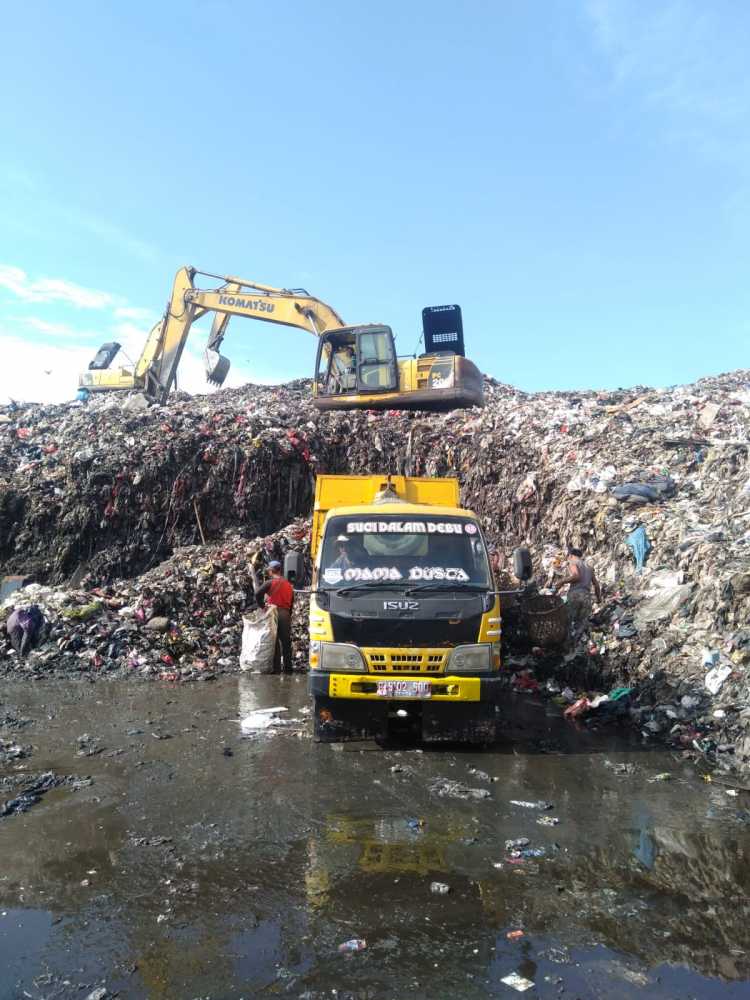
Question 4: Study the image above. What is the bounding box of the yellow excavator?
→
[79,266,484,411]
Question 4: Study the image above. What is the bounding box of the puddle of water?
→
[0,676,748,998]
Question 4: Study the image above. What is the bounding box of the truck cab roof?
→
[324,502,477,519]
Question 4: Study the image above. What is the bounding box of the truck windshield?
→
[319,514,491,589]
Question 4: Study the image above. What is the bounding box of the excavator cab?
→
[315,325,398,399]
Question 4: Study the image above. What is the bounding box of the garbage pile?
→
[0,520,310,679]
[1,369,749,762]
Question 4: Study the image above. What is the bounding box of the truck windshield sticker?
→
[408,566,470,582]
[342,566,403,582]
[320,515,492,590]
[347,521,465,535]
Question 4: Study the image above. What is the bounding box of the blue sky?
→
[1,0,748,402]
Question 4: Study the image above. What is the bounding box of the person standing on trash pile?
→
[4,605,45,657]
[553,547,601,641]
[254,561,295,673]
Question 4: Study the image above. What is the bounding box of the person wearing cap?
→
[254,561,295,673]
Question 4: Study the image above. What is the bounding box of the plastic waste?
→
[240,707,288,732]
[501,972,535,992]
[510,800,553,810]
[634,583,694,626]
[705,663,732,695]
[430,881,450,894]
[338,938,367,953]
[240,606,278,673]
[564,697,590,719]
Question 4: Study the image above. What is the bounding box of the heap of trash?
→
[1,369,749,764]
[0,520,311,680]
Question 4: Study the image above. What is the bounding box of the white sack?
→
[240,605,278,673]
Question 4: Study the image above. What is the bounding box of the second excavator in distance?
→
[79,266,484,411]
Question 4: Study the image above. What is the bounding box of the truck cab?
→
[308,475,502,743]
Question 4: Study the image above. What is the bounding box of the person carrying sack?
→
[254,561,295,673]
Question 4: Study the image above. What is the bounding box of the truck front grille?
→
[363,649,449,674]
[330,614,482,648]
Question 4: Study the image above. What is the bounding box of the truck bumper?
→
[309,673,502,743]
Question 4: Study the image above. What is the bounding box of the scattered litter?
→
[338,938,367,953]
[705,663,732,695]
[0,771,93,818]
[505,838,530,850]
[604,761,637,776]
[240,707,289,733]
[128,835,173,847]
[510,800,553,810]
[430,778,491,800]
[430,881,450,895]
[506,930,525,941]
[500,972,535,992]
[467,767,490,781]
[0,739,31,763]
[536,816,560,827]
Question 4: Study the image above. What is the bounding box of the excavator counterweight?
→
[79,267,484,411]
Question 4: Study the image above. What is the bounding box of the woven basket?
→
[502,592,568,649]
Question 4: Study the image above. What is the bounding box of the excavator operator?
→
[328,344,357,394]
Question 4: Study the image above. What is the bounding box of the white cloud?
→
[114,306,155,323]
[586,1,750,156]
[15,316,100,339]
[0,264,116,309]
[0,334,97,404]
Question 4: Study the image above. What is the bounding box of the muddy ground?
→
[1,679,749,1000]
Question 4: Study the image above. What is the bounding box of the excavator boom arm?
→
[192,280,346,355]
[128,267,346,402]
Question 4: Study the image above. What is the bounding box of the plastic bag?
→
[634,583,694,625]
[240,605,278,673]
[705,662,732,695]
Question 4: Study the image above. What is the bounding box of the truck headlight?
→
[448,644,493,674]
[318,642,366,673]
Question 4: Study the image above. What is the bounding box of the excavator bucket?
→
[204,311,232,386]
[204,348,231,386]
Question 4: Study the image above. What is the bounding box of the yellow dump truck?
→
[307,474,502,743]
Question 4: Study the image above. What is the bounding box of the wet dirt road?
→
[1,677,749,1000]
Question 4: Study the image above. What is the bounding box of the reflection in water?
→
[0,677,748,997]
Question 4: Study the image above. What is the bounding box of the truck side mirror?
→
[513,547,533,582]
[284,551,304,586]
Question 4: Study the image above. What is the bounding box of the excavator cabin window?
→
[316,327,398,396]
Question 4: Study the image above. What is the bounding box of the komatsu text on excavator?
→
[79,267,484,411]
